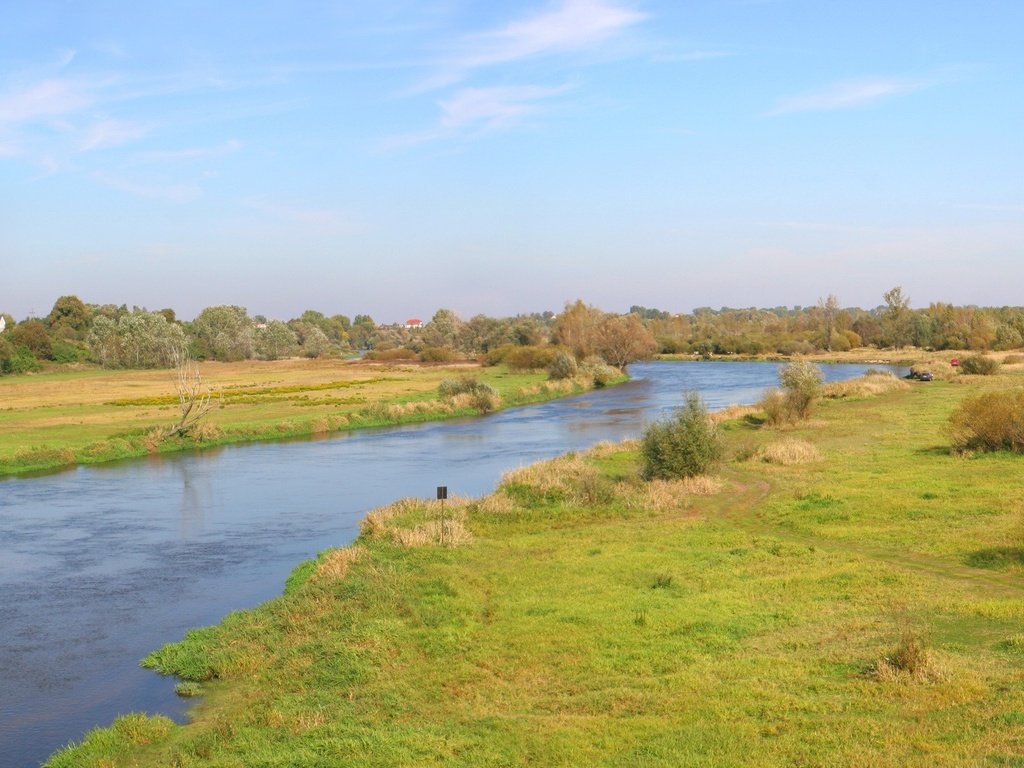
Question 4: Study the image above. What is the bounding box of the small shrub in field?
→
[873,631,944,682]
[958,354,1000,375]
[438,376,499,413]
[779,360,823,418]
[1002,354,1024,365]
[760,361,824,424]
[419,346,457,363]
[548,350,578,380]
[949,389,1024,452]
[759,389,788,426]
[641,391,722,480]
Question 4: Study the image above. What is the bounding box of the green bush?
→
[958,354,1000,375]
[758,389,788,426]
[548,351,578,380]
[0,340,40,374]
[779,360,823,420]
[50,340,91,363]
[438,375,496,400]
[580,356,618,387]
[949,389,1024,452]
[641,391,722,480]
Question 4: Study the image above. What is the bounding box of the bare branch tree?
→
[168,349,214,437]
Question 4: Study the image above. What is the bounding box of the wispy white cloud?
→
[137,139,242,162]
[79,117,148,151]
[422,0,647,90]
[0,78,97,125]
[440,83,573,131]
[93,172,202,203]
[764,76,933,117]
[382,83,573,149]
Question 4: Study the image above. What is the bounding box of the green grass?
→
[0,361,619,476]
[46,368,1024,767]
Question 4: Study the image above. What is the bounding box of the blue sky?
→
[2,1,1021,322]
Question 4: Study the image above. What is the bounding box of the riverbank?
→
[48,365,1024,767]
[0,359,624,477]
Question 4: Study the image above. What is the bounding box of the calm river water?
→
[0,361,903,767]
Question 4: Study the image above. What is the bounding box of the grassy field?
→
[46,361,1024,767]
[0,359,609,476]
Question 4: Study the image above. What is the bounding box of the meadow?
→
[46,359,1024,767]
[0,359,607,476]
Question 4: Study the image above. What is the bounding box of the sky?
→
[1,0,1022,323]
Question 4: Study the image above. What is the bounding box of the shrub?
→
[50,340,90,364]
[419,346,458,363]
[438,376,499,412]
[365,347,418,361]
[0,340,41,374]
[483,344,515,366]
[641,391,722,480]
[580,356,618,387]
[779,360,823,419]
[949,389,1024,452]
[503,345,558,371]
[873,630,944,682]
[547,350,578,380]
[1002,354,1024,365]
[958,354,1000,375]
[758,389,788,426]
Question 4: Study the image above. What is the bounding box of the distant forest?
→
[2,289,1022,375]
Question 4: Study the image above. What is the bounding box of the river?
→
[0,361,903,767]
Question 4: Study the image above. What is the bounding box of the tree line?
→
[2,288,1022,376]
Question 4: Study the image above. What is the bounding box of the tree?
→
[817,294,840,352]
[423,308,465,350]
[882,287,913,349]
[10,319,52,360]
[191,305,255,361]
[552,300,603,360]
[167,350,214,438]
[349,314,376,349]
[256,320,297,360]
[47,295,90,337]
[593,313,658,370]
[86,309,184,368]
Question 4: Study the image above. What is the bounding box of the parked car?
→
[917,371,934,381]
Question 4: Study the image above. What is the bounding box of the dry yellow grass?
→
[359,497,474,548]
[501,452,611,505]
[753,439,822,465]
[623,475,723,513]
[314,546,364,580]
[710,404,760,423]
[823,371,911,398]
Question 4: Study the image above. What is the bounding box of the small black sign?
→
[436,485,448,500]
